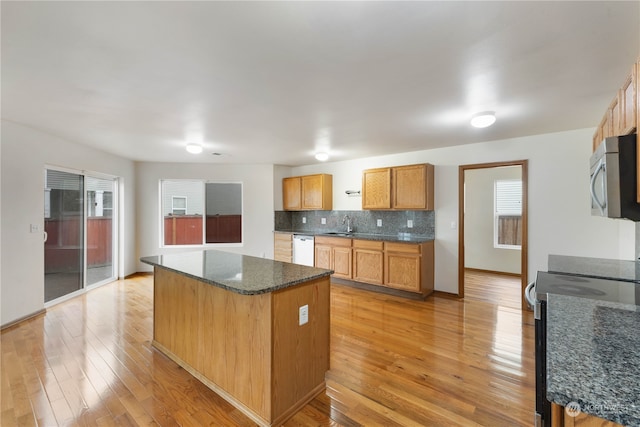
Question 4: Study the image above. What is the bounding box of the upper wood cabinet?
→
[620,64,636,135]
[283,177,301,210]
[362,168,391,209]
[283,174,332,211]
[593,62,637,151]
[592,58,639,203]
[362,163,434,210]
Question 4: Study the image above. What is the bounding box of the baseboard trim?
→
[1,309,46,331]
[464,267,521,278]
[432,290,461,299]
[125,271,153,279]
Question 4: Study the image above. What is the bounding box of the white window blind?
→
[495,180,522,215]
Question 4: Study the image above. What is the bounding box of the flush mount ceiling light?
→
[186,143,203,154]
[315,152,329,161]
[470,111,496,128]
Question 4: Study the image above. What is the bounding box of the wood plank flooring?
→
[1,274,535,426]
[464,269,523,310]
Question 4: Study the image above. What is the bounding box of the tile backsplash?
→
[275,210,434,238]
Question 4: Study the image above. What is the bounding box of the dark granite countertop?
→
[548,254,640,283]
[274,230,434,244]
[547,293,640,426]
[141,250,333,295]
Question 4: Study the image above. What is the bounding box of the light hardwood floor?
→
[1,274,535,426]
[464,268,523,310]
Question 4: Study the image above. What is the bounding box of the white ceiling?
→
[2,1,639,166]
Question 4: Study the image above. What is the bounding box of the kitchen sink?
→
[323,232,353,237]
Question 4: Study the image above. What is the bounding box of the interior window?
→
[494,179,522,249]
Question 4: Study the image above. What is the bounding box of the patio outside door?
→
[45,169,117,303]
[44,169,84,302]
[86,176,116,287]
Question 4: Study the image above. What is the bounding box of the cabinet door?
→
[283,177,301,211]
[392,164,433,210]
[362,168,391,209]
[301,174,332,210]
[353,248,384,285]
[620,66,636,135]
[274,233,292,263]
[332,246,353,279]
[384,250,421,292]
[315,245,332,270]
[610,96,621,136]
[592,126,603,152]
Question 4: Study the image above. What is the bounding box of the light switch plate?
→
[302,217,306,224]
[299,305,309,325]
[321,218,326,225]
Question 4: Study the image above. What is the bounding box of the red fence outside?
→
[164,215,242,245]
[45,216,112,273]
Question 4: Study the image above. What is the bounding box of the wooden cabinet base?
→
[153,268,330,426]
[552,403,625,427]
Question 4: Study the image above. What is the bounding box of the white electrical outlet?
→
[321,218,326,225]
[451,221,457,229]
[407,219,413,228]
[377,219,382,227]
[302,217,306,224]
[30,224,39,233]
[299,305,309,325]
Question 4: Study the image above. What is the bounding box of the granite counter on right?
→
[546,293,640,426]
[543,255,640,426]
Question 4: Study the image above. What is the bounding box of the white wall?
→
[288,128,635,293]
[464,166,522,274]
[1,120,136,325]
[135,162,275,271]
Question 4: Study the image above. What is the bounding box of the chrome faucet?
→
[342,215,353,233]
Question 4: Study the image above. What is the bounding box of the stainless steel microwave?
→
[590,134,640,221]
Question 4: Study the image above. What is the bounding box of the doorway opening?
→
[44,167,118,304]
[458,160,529,310]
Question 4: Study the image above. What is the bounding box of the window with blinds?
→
[494,179,522,249]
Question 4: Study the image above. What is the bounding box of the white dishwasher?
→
[292,235,315,266]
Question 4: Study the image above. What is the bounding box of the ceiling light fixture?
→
[470,111,496,128]
[315,152,329,161]
[186,143,203,154]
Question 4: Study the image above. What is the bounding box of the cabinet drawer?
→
[315,236,352,247]
[274,232,292,242]
[353,239,383,250]
[384,242,421,254]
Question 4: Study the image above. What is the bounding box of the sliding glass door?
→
[44,169,84,302]
[86,176,116,287]
[44,168,117,303]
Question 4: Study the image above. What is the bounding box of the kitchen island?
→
[141,250,333,427]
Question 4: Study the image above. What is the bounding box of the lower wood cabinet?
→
[273,232,293,263]
[316,236,434,298]
[315,236,352,279]
[552,403,624,427]
[352,240,384,285]
[384,242,422,292]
